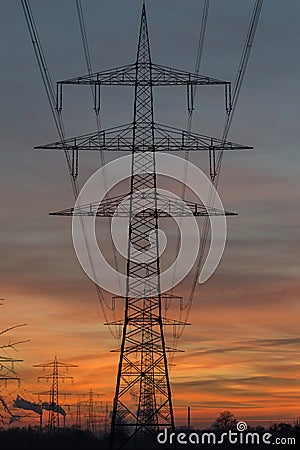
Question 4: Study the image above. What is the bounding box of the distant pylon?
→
[34,356,77,432]
[75,401,81,429]
[87,388,95,432]
[76,389,103,432]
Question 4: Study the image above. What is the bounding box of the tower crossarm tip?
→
[151,63,230,85]
[35,123,134,152]
[57,63,136,86]
[154,123,253,152]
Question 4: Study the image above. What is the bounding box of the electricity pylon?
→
[34,356,77,432]
[36,3,251,447]
[87,388,104,433]
[75,389,103,432]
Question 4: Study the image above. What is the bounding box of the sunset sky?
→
[0,0,299,428]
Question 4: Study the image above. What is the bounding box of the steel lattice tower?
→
[34,356,77,432]
[36,3,251,447]
[111,7,175,438]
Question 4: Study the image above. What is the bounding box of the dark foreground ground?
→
[0,426,298,449]
[0,427,103,450]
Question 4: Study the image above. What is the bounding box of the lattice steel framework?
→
[36,4,252,448]
[34,356,77,432]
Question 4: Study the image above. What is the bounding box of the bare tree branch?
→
[0,395,15,418]
[0,339,30,351]
[0,324,27,336]
[0,307,27,423]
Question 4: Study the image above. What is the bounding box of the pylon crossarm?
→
[0,376,19,381]
[154,122,253,151]
[111,341,181,355]
[106,318,190,326]
[151,63,229,85]
[161,318,191,326]
[56,63,227,87]
[48,193,237,217]
[58,63,136,85]
[35,122,252,152]
[35,123,133,151]
[0,357,22,363]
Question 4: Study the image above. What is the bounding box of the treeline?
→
[0,423,299,449]
[0,426,108,450]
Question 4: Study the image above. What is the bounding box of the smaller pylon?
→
[75,401,81,429]
[87,388,95,432]
[34,356,77,432]
[76,389,104,432]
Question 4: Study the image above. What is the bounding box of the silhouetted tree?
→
[212,410,237,431]
[277,422,292,432]
[0,306,28,424]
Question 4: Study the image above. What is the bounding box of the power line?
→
[75,0,123,306]
[183,0,264,328]
[169,0,211,352]
[166,0,264,351]
[21,0,121,340]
